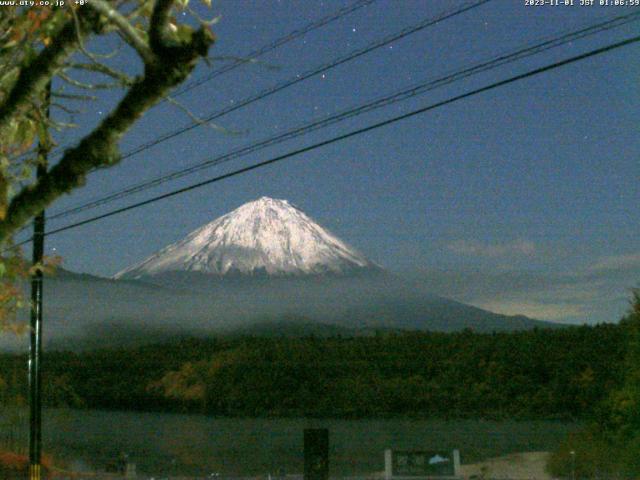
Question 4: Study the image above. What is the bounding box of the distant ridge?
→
[0,199,567,353]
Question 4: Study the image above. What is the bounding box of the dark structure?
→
[29,81,50,480]
[304,428,329,480]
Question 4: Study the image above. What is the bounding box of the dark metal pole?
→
[29,82,50,480]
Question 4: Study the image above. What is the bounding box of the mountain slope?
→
[115,197,376,279]
[1,199,566,352]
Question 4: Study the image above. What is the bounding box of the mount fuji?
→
[106,196,557,336]
[2,198,562,352]
[115,197,378,279]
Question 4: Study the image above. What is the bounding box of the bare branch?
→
[51,91,98,102]
[0,10,98,131]
[68,4,111,68]
[82,43,125,59]
[51,102,83,115]
[89,0,155,64]
[185,5,220,27]
[66,62,135,86]
[58,72,124,90]
[48,119,79,131]
[165,95,245,135]
[0,0,215,243]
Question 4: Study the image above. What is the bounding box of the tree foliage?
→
[603,290,640,434]
[0,0,216,330]
[0,324,625,420]
[548,289,640,479]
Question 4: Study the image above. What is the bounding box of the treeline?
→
[0,324,626,419]
[548,293,640,478]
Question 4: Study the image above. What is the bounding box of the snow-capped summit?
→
[114,197,377,279]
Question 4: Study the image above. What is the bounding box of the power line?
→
[172,0,377,97]
[16,0,377,164]
[37,0,493,223]
[23,33,637,244]
[46,10,640,222]
[23,0,492,223]
[113,0,493,161]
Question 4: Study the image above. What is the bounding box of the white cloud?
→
[447,239,536,258]
[411,247,640,324]
[473,299,587,322]
[412,261,638,324]
[588,253,640,273]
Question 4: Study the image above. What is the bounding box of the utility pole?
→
[29,81,51,480]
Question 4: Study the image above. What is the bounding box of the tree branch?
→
[0,10,99,131]
[165,95,243,135]
[51,92,98,102]
[89,0,155,64]
[58,71,124,90]
[149,0,175,54]
[0,0,215,244]
[66,62,134,86]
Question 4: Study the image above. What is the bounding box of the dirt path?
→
[460,451,551,480]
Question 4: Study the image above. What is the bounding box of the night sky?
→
[25,0,640,324]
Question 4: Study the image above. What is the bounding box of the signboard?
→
[385,449,460,479]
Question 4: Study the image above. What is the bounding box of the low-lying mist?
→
[1,269,558,352]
